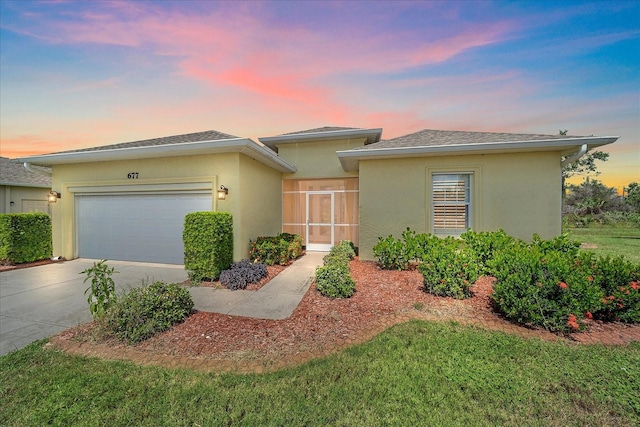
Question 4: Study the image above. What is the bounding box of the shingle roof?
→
[281,126,359,136]
[354,129,585,150]
[0,157,51,187]
[50,130,240,155]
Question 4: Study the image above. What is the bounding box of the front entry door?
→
[306,192,334,251]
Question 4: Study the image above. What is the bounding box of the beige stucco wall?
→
[278,138,365,179]
[49,153,274,262]
[236,155,284,256]
[358,151,562,260]
[0,185,50,214]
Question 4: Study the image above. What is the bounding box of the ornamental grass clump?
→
[315,241,356,298]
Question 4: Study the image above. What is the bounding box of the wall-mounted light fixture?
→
[217,185,229,200]
[48,191,61,203]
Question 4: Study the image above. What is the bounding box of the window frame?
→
[430,172,473,236]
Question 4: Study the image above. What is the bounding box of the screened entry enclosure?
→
[283,178,358,251]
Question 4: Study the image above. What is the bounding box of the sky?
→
[1,0,638,191]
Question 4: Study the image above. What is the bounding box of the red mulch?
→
[53,258,640,367]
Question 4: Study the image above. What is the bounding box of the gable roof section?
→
[336,129,618,171]
[16,130,296,173]
[0,157,51,188]
[260,127,382,150]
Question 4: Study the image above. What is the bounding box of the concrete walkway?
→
[189,252,324,320]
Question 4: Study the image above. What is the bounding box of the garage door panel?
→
[77,193,211,264]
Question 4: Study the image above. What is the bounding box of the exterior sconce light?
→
[48,191,61,203]
[217,185,229,200]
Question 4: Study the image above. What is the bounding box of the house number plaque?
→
[127,172,139,179]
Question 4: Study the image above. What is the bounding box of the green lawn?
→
[566,227,640,263]
[2,321,639,426]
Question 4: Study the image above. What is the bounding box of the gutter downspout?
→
[23,162,52,177]
[561,144,588,167]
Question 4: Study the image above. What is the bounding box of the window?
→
[432,173,471,235]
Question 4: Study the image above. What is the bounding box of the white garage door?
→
[77,193,212,264]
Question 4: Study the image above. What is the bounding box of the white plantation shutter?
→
[432,174,471,235]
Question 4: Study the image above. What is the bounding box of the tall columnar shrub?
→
[315,241,356,298]
[0,212,52,264]
[183,212,233,282]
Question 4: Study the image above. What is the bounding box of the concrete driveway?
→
[0,259,189,356]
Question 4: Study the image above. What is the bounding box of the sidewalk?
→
[188,252,325,320]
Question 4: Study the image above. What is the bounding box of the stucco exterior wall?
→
[237,155,283,257]
[0,185,50,214]
[50,153,242,261]
[278,138,365,179]
[358,151,562,260]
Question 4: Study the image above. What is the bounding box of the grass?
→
[2,321,639,426]
[566,226,640,263]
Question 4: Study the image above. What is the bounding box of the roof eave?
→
[0,182,51,188]
[259,128,383,149]
[16,138,297,173]
[336,136,619,172]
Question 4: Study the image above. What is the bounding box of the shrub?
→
[183,212,233,282]
[588,254,640,323]
[219,259,268,290]
[530,233,581,257]
[490,246,605,333]
[0,212,52,264]
[315,263,355,298]
[418,244,479,299]
[315,241,357,298]
[372,234,407,270]
[323,240,356,265]
[461,229,515,275]
[249,233,303,266]
[101,282,193,344]
[81,260,118,319]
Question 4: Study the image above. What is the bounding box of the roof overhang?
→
[16,138,297,173]
[259,128,382,150]
[336,136,619,171]
[0,181,51,189]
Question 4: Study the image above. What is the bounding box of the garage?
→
[76,192,212,264]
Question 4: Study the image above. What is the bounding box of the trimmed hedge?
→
[315,241,356,298]
[249,233,303,266]
[0,212,52,264]
[183,212,233,282]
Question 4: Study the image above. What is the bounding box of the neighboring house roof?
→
[16,130,297,173]
[337,129,619,171]
[0,157,51,188]
[260,127,382,150]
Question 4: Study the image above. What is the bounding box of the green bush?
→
[490,245,606,333]
[315,263,356,298]
[418,243,479,299]
[0,212,52,264]
[315,241,357,298]
[322,240,356,265]
[461,229,515,275]
[101,282,193,344]
[373,228,455,270]
[588,254,640,323]
[183,212,233,282]
[249,233,303,266]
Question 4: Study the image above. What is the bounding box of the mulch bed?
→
[52,258,640,371]
[0,258,64,272]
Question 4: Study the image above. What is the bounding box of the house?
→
[15,127,618,264]
[0,156,52,214]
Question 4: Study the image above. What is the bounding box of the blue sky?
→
[1,0,638,189]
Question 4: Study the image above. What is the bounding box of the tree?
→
[626,182,640,212]
[558,130,609,195]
